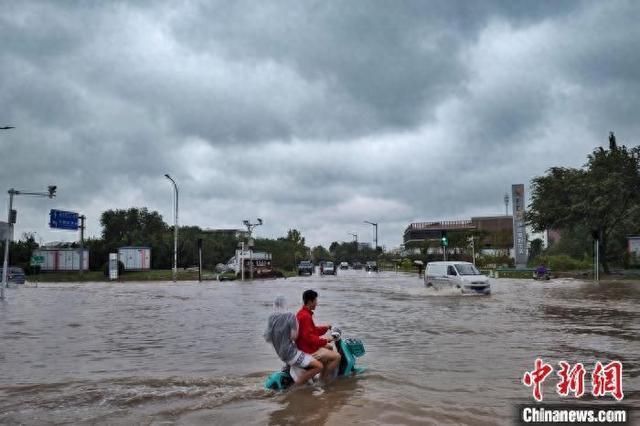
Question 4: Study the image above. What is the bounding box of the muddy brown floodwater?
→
[0,271,638,425]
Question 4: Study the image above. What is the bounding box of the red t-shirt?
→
[295,306,329,354]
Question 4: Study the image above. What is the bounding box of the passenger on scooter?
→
[296,290,341,381]
[264,296,323,385]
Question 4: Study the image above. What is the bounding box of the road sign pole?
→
[197,238,203,283]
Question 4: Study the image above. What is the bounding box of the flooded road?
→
[1,271,638,425]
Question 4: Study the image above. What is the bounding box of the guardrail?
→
[483,268,552,279]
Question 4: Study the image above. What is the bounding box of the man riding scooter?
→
[296,289,341,382]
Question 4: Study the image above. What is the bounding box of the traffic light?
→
[441,231,448,247]
[48,185,57,198]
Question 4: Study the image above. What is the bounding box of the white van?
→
[424,261,491,295]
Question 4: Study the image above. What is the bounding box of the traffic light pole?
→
[1,191,15,300]
[1,186,56,300]
[441,232,448,262]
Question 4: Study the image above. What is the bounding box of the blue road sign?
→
[49,209,79,230]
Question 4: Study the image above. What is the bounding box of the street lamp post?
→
[364,221,378,251]
[164,174,178,283]
[2,186,56,300]
[348,232,358,252]
[243,218,263,280]
[504,193,509,216]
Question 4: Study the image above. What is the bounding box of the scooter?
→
[533,270,551,280]
[264,328,366,390]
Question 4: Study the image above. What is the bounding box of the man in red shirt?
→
[296,289,341,381]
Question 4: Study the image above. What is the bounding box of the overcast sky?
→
[1,1,639,249]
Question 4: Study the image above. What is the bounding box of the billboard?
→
[512,184,527,268]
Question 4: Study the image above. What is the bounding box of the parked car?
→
[352,262,363,270]
[339,262,349,270]
[297,260,314,275]
[0,267,26,285]
[365,261,378,272]
[424,261,490,295]
[321,261,336,275]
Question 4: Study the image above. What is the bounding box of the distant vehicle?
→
[365,261,378,272]
[0,267,26,285]
[424,261,490,295]
[322,261,336,275]
[297,260,314,275]
[339,262,349,270]
[352,262,363,270]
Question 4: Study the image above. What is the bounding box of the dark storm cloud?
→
[1,0,639,247]
[168,0,583,143]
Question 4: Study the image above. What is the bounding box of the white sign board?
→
[109,253,119,280]
[512,184,528,268]
[0,221,13,241]
[628,237,640,256]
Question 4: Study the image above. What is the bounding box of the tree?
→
[528,238,544,262]
[255,229,310,271]
[311,245,332,262]
[100,207,167,247]
[526,134,640,273]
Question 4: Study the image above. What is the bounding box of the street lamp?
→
[243,218,263,279]
[348,232,358,252]
[364,220,378,251]
[2,186,56,300]
[164,174,178,282]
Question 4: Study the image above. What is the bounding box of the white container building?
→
[118,246,152,271]
[33,248,89,271]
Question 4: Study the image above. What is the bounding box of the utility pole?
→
[594,239,600,282]
[79,215,85,278]
[197,238,203,282]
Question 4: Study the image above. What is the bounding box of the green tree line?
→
[3,208,315,273]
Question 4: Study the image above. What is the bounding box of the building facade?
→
[403,216,513,252]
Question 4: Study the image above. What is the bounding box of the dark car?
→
[1,267,26,284]
[365,261,378,272]
[297,260,314,275]
[352,261,363,270]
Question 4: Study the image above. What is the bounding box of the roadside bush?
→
[476,254,513,268]
[24,264,41,275]
[529,254,591,271]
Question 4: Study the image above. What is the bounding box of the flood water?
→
[0,271,638,425]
